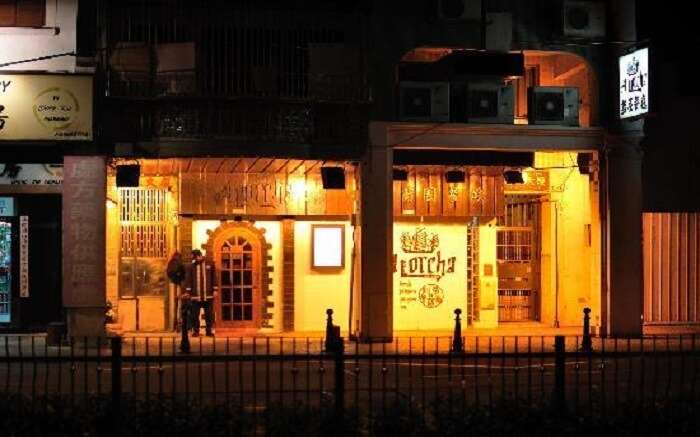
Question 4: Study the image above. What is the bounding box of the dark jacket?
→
[184,260,217,300]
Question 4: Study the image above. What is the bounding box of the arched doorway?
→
[205,223,267,330]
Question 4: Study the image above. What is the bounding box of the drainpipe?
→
[554,200,560,328]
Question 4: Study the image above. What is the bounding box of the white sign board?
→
[19,216,28,298]
[619,47,649,119]
[0,164,63,186]
[0,74,93,140]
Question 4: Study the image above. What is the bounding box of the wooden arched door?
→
[213,228,262,329]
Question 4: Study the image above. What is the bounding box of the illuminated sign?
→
[0,74,93,141]
[0,164,63,186]
[0,197,13,216]
[393,224,467,331]
[619,47,649,119]
[311,224,345,269]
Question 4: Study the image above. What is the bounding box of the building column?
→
[605,135,644,337]
[63,156,107,338]
[359,123,393,340]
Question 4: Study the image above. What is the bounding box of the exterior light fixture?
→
[503,169,524,184]
[393,168,408,181]
[445,170,465,183]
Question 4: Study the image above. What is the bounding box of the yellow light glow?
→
[521,171,530,184]
[289,178,307,200]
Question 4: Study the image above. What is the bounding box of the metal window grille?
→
[119,188,168,258]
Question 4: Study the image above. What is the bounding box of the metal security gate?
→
[496,195,541,322]
[119,188,169,331]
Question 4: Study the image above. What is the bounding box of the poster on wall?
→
[19,216,28,298]
[392,224,468,330]
[0,163,63,186]
[619,47,649,119]
[0,74,93,141]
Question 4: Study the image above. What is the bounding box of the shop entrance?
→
[496,195,541,322]
[213,226,263,330]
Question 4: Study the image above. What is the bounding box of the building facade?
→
[2,0,659,339]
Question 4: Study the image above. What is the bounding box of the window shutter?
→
[0,0,17,26]
[0,0,44,27]
[16,0,44,27]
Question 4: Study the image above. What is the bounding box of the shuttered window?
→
[0,0,45,27]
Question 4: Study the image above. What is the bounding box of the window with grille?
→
[0,0,45,27]
[119,188,168,258]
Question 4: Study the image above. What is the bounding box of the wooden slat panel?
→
[483,174,495,216]
[414,170,429,216]
[427,170,442,216]
[468,169,482,216]
[392,180,402,217]
[643,212,700,324]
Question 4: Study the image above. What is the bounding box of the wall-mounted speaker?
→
[116,165,140,187]
[577,153,592,174]
[320,167,345,189]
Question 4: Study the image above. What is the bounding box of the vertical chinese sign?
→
[619,47,649,119]
[19,216,28,298]
[62,157,106,308]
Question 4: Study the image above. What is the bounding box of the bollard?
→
[325,309,339,353]
[451,308,464,354]
[581,307,593,352]
[553,335,566,412]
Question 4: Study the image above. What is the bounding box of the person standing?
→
[167,251,191,353]
[185,249,217,337]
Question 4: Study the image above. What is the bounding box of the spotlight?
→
[116,165,140,187]
[503,169,524,184]
[320,166,345,189]
[445,170,465,183]
[393,169,408,181]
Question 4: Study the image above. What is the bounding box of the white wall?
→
[0,0,77,72]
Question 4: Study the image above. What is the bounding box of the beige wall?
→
[536,152,600,327]
[294,221,354,333]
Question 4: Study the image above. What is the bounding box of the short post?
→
[581,307,593,353]
[325,309,338,353]
[451,308,464,354]
[333,337,345,421]
[110,337,122,414]
[553,335,566,412]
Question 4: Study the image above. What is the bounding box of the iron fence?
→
[1,334,700,427]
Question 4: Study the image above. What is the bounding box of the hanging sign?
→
[0,74,93,141]
[619,47,649,119]
[19,215,28,298]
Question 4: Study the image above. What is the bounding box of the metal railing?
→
[2,333,700,419]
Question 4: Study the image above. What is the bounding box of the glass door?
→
[216,233,260,329]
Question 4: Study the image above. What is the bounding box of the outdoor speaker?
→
[393,169,408,181]
[503,169,524,184]
[320,167,345,189]
[445,170,465,183]
[577,153,592,175]
[116,165,140,187]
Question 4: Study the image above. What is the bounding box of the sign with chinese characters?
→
[619,47,649,119]
[19,216,28,298]
[63,156,106,307]
[0,164,63,186]
[0,74,93,141]
[393,223,468,330]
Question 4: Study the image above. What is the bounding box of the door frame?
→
[202,221,271,332]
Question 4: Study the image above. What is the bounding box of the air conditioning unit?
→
[399,82,450,122]
[528,86,579,126]
[563,1,606,38]
[438,0,481,20]
[467,82,514,124]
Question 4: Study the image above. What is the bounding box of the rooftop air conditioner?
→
[528,86,579,126]
[437,0,481,20]
[563,1,606,38]
[467,82,514,124]
[399,82,450,122]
